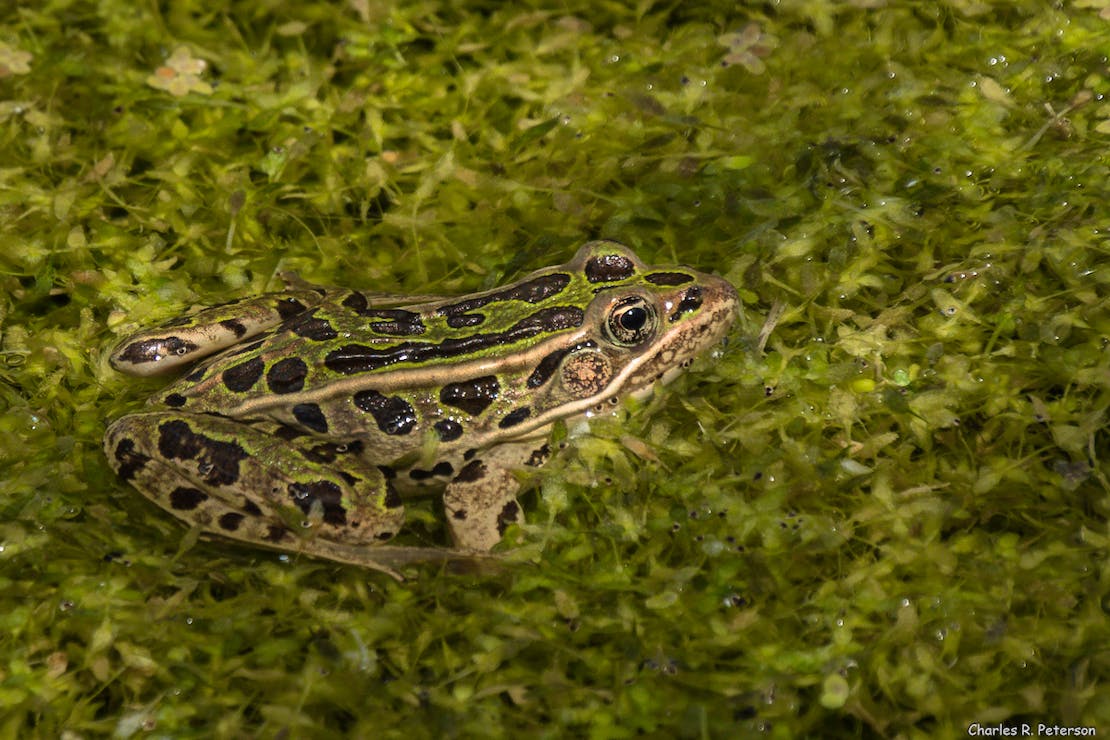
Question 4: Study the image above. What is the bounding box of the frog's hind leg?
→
[106,428,300,554]
[104,412,405,567]
[108,288,328,377]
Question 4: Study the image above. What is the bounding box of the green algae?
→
[1,0,1108,736]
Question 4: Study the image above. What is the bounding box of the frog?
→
[103,241,738,579]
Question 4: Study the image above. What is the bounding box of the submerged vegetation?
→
[0,0,1108,735]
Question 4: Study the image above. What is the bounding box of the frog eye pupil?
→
[619,307,648,331]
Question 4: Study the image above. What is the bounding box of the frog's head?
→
[506,240,738,429]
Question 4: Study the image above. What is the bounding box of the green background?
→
[1,0,1108,736]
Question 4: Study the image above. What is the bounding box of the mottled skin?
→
[104,242,738,578]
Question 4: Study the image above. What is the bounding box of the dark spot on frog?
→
[376,531,394,541]
[436,274,570,328]
[526,306,584,332]
[275,298,307,321]
[267,357,308,394]
[218,512,245,531]
[526,444,550,467]
[341,294,426,335]
[288,480,346,525]
[169,486,208,510]
[219,318,248,338]
[112,437,150,480]
[340,291,368,313]
[499,407,531,428]
[303,440,364,464]
[434,419,463,442]
[527,350,566,389]
[184,366,207,383]
[463,448,477,461]
[292,403,329,433]
[497,501,521,534]
[274,424,307,441]
[377,465,397,479]
[323,307,582,375]
[157,420,249,487]
[527,341,597,388]
[585,254,635,283]
[384,481,402,508]
[114,336,198,368]
[164,393,187,408]
[445,313,484,329]
[242,499,262,516]
[668,286,703,322]
[645,271,694,286]
[352,390,417,435]
[367,310,426,336]
[287,310,338,341]
[440,376,500,416]
[454,459,487,484]
[265,525,289,542]
[409,461,454,481]
[337,471,359,486]
[452,508,467,520]
[222,356,265,392]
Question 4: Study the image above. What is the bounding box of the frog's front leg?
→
[103,411,409,576]
[443,441,550,550]
[109,287,327,377]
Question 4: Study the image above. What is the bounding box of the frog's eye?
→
[605,296,657,347]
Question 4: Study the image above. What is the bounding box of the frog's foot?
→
[104,412,407,576]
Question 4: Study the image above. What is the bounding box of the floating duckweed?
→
[849,377,876,393]
[820,674,851,710]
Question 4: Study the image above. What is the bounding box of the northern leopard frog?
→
[104,241,738,578]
